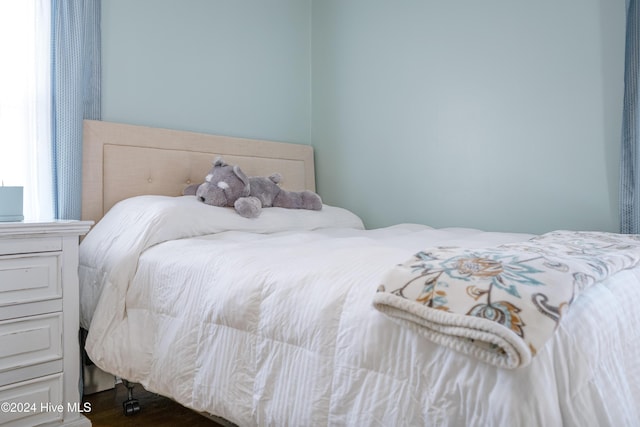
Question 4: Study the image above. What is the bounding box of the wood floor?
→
[83,383,226,427]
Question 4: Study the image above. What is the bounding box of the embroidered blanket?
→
[372,230,640,369]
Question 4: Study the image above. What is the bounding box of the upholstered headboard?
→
[81,120,316,224]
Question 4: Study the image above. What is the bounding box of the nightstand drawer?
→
[0,237,62,256]
[0,313,63,376]
[0,254,61,306]
[0,373,63,426]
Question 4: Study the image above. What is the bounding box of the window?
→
[0,0,53,219]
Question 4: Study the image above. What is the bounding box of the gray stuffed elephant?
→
[183,157,322,218]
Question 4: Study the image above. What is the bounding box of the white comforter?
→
[80,196,640,427]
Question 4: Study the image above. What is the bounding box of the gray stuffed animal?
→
[183,157,322,218]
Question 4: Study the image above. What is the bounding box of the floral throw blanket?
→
[372,230,640,369]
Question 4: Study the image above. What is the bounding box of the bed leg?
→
[122,379,141,416]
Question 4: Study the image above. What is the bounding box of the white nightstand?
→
[0,220,93,427]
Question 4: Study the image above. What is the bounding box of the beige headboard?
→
[82,120,316,224]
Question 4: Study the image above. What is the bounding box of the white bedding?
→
[80,196,640,426]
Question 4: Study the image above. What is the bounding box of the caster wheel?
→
[123,399,141,416]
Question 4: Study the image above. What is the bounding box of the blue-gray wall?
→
[102,0,626,233]
[101,0,311,143]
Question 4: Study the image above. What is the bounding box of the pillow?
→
[84,195,364,256]
[79,195,364,328]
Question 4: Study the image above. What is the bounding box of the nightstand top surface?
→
[0,219,93,236]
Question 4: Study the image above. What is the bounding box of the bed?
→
[79,120,640,426]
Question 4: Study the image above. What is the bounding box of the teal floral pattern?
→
[374,231,640,368]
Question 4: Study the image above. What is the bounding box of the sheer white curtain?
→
[0,0,54,220]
